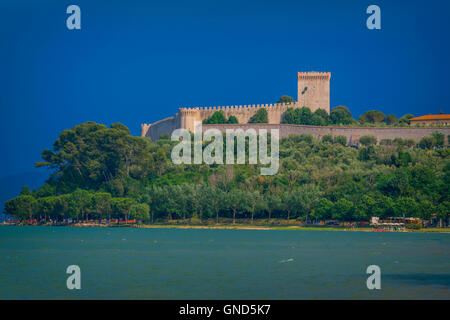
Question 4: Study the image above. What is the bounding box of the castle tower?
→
[297,71,331,114]
[179,107,202,133]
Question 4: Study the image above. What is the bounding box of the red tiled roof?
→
[409,114,450,121]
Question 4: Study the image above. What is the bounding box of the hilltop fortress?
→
[141,72,450,145]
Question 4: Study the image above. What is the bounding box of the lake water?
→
[0,226,449,299]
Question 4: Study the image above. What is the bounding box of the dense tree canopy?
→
[4,122,449,225]
[203,111,239,124]
[399,114,414,124]
[282,107,330,126]
[359,110,386,123]
[330,106,354,125]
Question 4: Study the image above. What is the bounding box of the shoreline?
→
[1,223,449,233]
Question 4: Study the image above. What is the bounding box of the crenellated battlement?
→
[179,101,298,112]
[297,71,331,79]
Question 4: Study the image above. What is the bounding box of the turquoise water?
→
[0,226,449,299]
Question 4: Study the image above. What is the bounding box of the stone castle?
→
[141,71,450,145]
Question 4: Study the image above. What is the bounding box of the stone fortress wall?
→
[142,101,306,142]
[201,124,450,145]
[140,71,450,144]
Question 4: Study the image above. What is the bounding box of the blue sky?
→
[0,0,449,179]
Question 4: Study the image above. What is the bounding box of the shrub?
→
[399,114,414,124]
[298,134,313,144]
[385,114,398,125]
[380,138,393,146]
[359,135,377,146]
[203,110,239,124]
[249,108,268,123]
[331,106,353,125]
[278,95,295,103]
[418,136,435,149]
[431,131,445,146]
[359,110,386,123]
[227,115,239,124]
[129,203,150,222]
[321,134,333,143]
[393,137,404,146]
[404,138,416,148]
[313,109,331,125]
[310,115,325,126]
[358,146,376,161]
[203,111,228,124]
[334,135,347,146]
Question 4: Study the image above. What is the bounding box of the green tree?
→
[314,109,331,125]
[431,131,445,146]
[281,191,298,221]
[436,201,449,227]
[36,196,58,222]
[195,185,215,222]
[69,189,92,221]
[334,135,347,146]
[278,95,295,103]
[418,136,435,149]
[359,135,377,146]
[310,115,325,126]
[35,122,152,189]
[313,198,334,221]
[210,188,226,224]
[385,114,398,125]
[19,186,33,196]
[282,107,313,125]
[332,198,354,221]
[154,148,168,176]
[247,191,267,223]
[282,108,298,124]
[354,195,376,220]
[399,114,414,124]
[266,193,282,221]
[225,189,250,224]
[92,193,112,220]
[4,195,36,221]
[249,108,269,123]
[129,203,150,222]
[322,134,333,143]
[394,197,419,218]
[111,197,135,220]
[203,111,228,124]
[330,106,353,125]
[295,185,321,223]
[359,110,386,123]
[227,115,239,124]
[371,195,394,218]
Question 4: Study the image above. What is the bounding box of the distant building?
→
[409,114,450,126]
